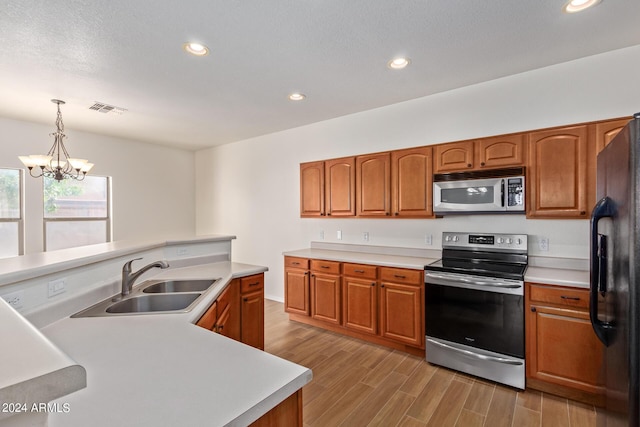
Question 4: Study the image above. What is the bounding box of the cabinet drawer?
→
[380,267,422,285]
[529,283,589,309]
[241,274,264,294]
[285,256,309,269]
[310,259,341,275]
[343,263,377,280]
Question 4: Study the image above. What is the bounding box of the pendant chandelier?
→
[19,99,94,181]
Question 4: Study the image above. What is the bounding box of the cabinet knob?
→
[243,297,248,302]
[530,307,537,312]
[386,212,390,216]
[395,212,399,216]
[481,162,485,166]
[580,211,586,215]
[327,213,332,216]
[467,163,472,168]
[381,284,385,288]
[371,282,376,287]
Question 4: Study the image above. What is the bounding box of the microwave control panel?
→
[507,178,524,208]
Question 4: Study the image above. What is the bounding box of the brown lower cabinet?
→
[285,257,424,356]
[196,273,264,350]
[249,389,302,427]
[525,282,604,405]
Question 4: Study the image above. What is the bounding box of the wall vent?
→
[89,102,127,115]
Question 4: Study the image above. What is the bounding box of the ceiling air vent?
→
[89,102,127,115]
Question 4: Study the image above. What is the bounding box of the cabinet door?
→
[434,140,474,173]
[595,118,629,154]
[300,161,324,217]
[356,153,391,217]
[196,301,217,331]
[216,280,240,340]
[391,147,433,217]
[325,157,356,217]
[526,304,603,394]
[527,125,592,218]
[311,273,341,325]
[284,268,310,316]
[241,289,264,350]
[342,276,377,335]
[379,281,423,347]
[476,134,526,168]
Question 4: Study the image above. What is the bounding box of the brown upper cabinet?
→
[595,118,629,154]
[434,135,525,173]
[325,157,356,217]
[355,147,434,218]
[356,153,391,217]
[392,146,433,218]
[300,157,356,217]
[300,161,324,217]
[527,125,592,218]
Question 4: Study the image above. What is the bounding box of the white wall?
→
[195,44,640,301]
[0,118,196,253]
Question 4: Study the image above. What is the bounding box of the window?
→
[0,168,24,258]
[43,175,112,251]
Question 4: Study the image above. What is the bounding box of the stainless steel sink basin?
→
[142,279,218,294]
[105,293,201,314]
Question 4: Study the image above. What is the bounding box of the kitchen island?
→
[0,237,311,427]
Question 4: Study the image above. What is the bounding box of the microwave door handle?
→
[501,179,505,207]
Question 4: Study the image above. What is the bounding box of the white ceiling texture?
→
[0,1,639,150]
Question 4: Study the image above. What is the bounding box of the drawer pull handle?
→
[249,282,260,286]
[394,275,406,279]
[354,269,365,273]
[292,262,300,265]
[560,295,580,301]
[321,265,331,269]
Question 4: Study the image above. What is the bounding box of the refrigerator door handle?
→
[590,196,615,346]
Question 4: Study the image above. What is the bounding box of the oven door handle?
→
[424,272,522,289]
[427,339,523,366]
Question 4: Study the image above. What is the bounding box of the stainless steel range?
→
[424,232,528,389]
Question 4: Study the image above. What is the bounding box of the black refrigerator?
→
[591,113,640,427]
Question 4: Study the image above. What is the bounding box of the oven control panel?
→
[442,232,528,252]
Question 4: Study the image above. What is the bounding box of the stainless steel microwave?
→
[433,167,525,214]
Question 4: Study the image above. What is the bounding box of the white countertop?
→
[283,247,436,270]
[39,261,312,427]
[0,234,236,287]
[0,299,86,422]
[525,266,590,289]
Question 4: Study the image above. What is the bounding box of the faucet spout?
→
[119,258,170,298]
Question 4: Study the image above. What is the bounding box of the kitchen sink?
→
[106,293,201,314]
[71,277,221,318]
[142,279,218,294]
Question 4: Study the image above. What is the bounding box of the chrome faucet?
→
[119,258,169,298]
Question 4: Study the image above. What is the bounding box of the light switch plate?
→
[48,278,66,298]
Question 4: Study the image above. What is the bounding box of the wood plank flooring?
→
[263,299,597,427]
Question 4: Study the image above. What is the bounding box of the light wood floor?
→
[264,299,598,427]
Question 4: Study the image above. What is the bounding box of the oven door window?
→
[425,283,524,358]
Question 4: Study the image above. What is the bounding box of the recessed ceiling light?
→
[289,93,306,101]
[183,42,209,56]
[388,57,410,70]
[563,0,601,13]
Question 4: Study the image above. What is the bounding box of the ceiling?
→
[1,1,639,151]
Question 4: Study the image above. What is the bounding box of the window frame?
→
[42,175,113,252]
[0,168,25,256]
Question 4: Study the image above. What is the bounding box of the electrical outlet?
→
[337,230,342,240]
[425,234,433,245]
[48,278,66,298]
[363,232,369,241]
[176,247,189,256]
[539,237,549,252]
[2,290,24,309]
